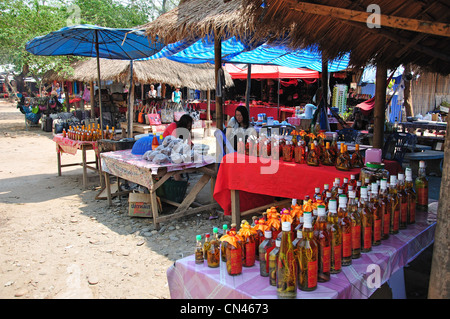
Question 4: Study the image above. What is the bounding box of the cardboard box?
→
[128,192,155,218]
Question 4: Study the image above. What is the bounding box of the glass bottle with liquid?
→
[370,183,382,246]
[336,143,351,171]
[415,161,428,211]
[195,235,204,264]
[338,194,352,266]
[315,205,331,282]
[269,238,280,287]
[207,228,220,268]
[276,222,297,298]
[379,178,391,240]
[405,168,416,224]
[327,199,342,274]
[397,173,408,229]
[348,190,361,259]
[296,212,318,291]
[203,233,210,260]
[259,230,275,277]
[359,188,373,253]
[322,141,335,166]
[221,224,228,262]
[306,143,320,166]
[351,144,364,168]
[389,175,400,234]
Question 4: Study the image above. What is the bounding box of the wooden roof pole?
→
[214,30,223,131]
[288,1,450,37]
[373,63,387,149]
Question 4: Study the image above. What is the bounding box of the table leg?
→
[150,190,160,230]
[104,172,112,206]
[57,150,62,176]
[231,189,240,226]
[82,145,88,189]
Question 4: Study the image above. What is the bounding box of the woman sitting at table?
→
[226,105,255,151]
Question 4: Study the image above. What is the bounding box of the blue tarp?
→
[139,37,350,72]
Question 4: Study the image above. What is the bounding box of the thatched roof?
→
[140,0,450,75]
[43,57,234,90]
[246,0,450,75]
[140,0,266,44]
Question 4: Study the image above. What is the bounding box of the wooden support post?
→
[231,189,240,226]
[245,63,252,113]
[373,64,387,149]
[428,116,450,299]
[214,31,223,131]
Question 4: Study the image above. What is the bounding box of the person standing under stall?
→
[147,84,157,99]
[226,105,255,151]
[172,86,182,104]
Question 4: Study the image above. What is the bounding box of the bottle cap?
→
[328,199,337,211]
[380,178,387,189]
[315,187,320,193]
[390,175,397,185]
[213,227,218,233]
[196,235,202,241]
[275,239,281,247]
[344,178,348,182]
[223,224,228,230]
[351,174,356,179]
[264,230,272,238]
[348,190,356,198]
[357,180,362,186]
[419,161,426,168]
[326,191,332,198]
[371,183,378,193]
[324,184,329,190]
[361,186,368,196]
[398,173,405,181]
[282,221,291,231]
[296,229,303,238]
[292,198,297,206]
[348,185,354,191]
[318,205,326,216]
[205,233,210,238]
[303,212,313,228]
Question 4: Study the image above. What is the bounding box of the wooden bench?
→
[404,150,444,177]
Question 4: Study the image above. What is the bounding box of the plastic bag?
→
[152,153,170,164]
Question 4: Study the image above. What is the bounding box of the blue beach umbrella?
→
[26,24,164,135]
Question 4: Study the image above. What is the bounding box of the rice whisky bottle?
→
[259,230,275,277]
[415,161,428,211]
[358,188,373,253]
[195,235,204,264]
[379,179,391,240]
[405,168,416,224]
[297,212,318,291]
[207,228,220,268]
[327,199,342,274]
[338,195,352,266]
[269,238,280,287]
[276,222,297,298]
[315,205,331,282]
[389,175,400,234]
[347,190,361,259]
[397,173,408,229]
[370,183,382,246]
[336,143,351,171]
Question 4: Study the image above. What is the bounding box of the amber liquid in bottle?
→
[358,188,373,253]
[347,191,361,259]
[338,195,352,266]
[195,235,204,264]
[405,168,416,224]
[397,173,408,230]
[379,179,391,240]
[322,142,335,166]
[370,183,382,246]
[336,143,351,171]
[351,144,364,168]
[415,161,428,211]
[314,205,331,282]
[221,224,228,262]
[207,228,220,268]
[296,213,318,291]
[259,230,275,277]
[306,143,320,166]
[389,176,400,234]
[203,233,210,260]
[327,199,342,274]
[277,222,297,298]
[269,239,280,287]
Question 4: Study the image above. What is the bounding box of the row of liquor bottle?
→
[237,135,364,171]
[194,165,428,298]
[62,124,115,141]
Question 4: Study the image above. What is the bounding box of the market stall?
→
[166,207,436,298]
[101,149,219,230]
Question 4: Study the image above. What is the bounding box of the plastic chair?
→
[382,132,417,165]
[337,128,360,143]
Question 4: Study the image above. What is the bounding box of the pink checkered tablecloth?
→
[167,208,436,299]
[53,134,98,155]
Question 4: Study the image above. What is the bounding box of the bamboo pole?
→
[373,64,387,149]
[214,31,223,131]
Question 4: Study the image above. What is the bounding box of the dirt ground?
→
[0,99,225,299]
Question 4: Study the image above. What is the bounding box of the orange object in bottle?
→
[306,143,320,166]
[282,141,294,162]
[336,143,351,171]
[237,138,245,154]
[351,144,364,168]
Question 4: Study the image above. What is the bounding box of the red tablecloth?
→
[213,153,361,215]
[53,134,98,155]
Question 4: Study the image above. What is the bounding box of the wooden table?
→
[53,134,101,189]
[101,149,219,230]
[399,121,446,135]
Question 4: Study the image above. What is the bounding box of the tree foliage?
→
[0,0,179,87]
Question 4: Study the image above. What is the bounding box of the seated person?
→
[352,111,368,131]
[163,114,193,146]
[226,105,256,150]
